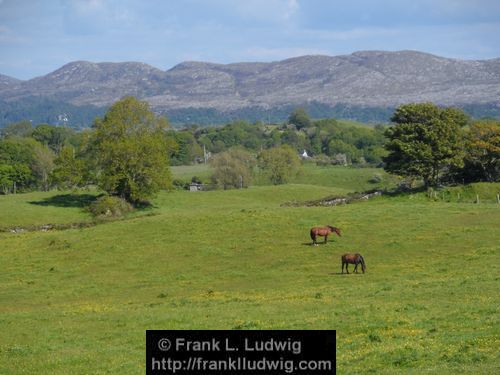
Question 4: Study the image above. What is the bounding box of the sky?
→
[1,0,500,80]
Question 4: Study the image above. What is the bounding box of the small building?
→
[189,183,204,192]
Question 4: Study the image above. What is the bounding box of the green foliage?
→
[384,103,466,187]
[466,120,499,182]
[0,164,15,193]
[31,143,55,191]
[166,130,202,165]
[0,120,33,138]
[210,148,256,189]
[0,137,42,192]
[288,107,311,129]
[31,124,73,154]
[92,96,172,203]
[0,163,32,193]
[87,195,133,218]
[258,145,301,185]
[51,146,88,190]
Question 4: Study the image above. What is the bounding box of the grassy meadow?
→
[0,165,499,374]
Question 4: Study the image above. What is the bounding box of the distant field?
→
[0,173,499,374]
[173,162,397,192]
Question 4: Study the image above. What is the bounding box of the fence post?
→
[497,194,499,204]
[476,194,479,204]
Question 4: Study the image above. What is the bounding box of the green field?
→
[1,166,499,374]
[172,162,398,192]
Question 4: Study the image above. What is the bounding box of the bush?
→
[88,195,133,218]
[172,179,189,190]
[369,174,383,184]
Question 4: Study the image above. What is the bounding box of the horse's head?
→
[359,254,366,273]
[328,226,341,237]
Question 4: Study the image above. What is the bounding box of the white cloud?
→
[284,0,299,20]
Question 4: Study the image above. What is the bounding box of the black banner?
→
[146,330,336,374]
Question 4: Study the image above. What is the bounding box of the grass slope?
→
[0,191,96,229]
[1,182,499,374]
[173,163,397,192]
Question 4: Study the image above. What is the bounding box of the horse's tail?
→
[310,229,315,241]
[359,255,366,272]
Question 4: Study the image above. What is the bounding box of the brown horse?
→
[310,225,341,246]
[341,253,366,274]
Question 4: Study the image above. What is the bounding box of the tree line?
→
[0,97,498,203]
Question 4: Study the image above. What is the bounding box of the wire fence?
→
[426,189,500,204]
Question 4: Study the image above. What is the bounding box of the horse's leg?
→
[354,263,358,273]
[341,261,344,274]
[346,263,349,274]
[324,235,328,244]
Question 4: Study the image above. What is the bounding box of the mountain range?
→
[1,50,499,127]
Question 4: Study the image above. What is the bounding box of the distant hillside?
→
[0,74,20,90]
[1,50,499,127]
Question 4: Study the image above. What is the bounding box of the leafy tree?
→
[258,145,301,185]
[92,96,172,203]
[210,148,256,189]
[0,120,33,138]
[31,124,72,154]
[0,137,38,192]
[384,103,466,187]
[51,146,88,190]
[327,139,361,164]
[0,137,37,166]
[0,163,32,194]
[281,129,309,151]
[465,120,500,182]
[167,130,201,165]
[288,108,311,129]
[31,143,55,191]
[0,164,14,194]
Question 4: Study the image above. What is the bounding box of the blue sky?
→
[1,0,499,80]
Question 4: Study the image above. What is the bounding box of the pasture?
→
[0,166,499,374]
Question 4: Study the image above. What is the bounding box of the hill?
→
[1,51,500,126]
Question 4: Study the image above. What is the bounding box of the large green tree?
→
[258,145,301,185]
[92,96,172,203]
[288,108,311,129]
[210,148,256,189]
[31,124,73,154]
[465,120,500,182]
[51,146,88,190]
[384,103,466,187]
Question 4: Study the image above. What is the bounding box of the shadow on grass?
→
[301,242,338,246]
[29,193,102,208]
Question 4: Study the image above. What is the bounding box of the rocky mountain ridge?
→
[1,50,499,125]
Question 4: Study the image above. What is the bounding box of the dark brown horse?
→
[310,225,341,246]
[341,253,366,274]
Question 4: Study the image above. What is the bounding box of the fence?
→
[426,189,500,204]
